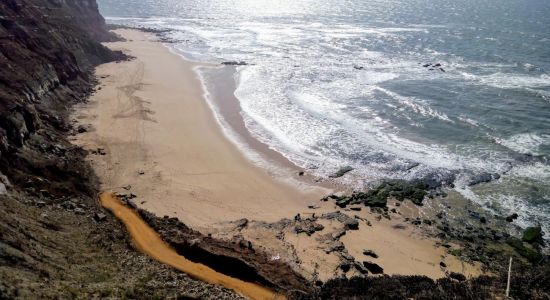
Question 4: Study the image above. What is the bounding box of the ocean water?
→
[97,0,550,232]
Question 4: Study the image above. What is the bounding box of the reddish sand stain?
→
[100,192,283,300]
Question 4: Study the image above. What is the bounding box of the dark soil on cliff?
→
[0,1,243,298]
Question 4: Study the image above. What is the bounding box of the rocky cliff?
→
[0,1,243,298]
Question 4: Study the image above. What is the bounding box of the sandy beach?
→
[73,29,482,282]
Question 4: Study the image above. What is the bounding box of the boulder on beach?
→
[362,261,384,274]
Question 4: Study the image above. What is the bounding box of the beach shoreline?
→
[72,28,483,282]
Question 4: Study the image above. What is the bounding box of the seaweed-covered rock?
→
[506,237,542,263]
[328,180,430,209]
[522,226,544,245]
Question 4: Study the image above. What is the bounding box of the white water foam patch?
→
[496,133,550,156]
[460,72,550,90]
[376,87,454,123]
[191,65,322,191]
[456,185,550,234]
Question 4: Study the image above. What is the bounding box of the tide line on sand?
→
[99,192,284,300]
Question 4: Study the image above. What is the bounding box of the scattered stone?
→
[353,65,364,70]
[354,262,369,274]
[94,213,107,222]
[362,261,384,274]
[344,219,359,230]
[340,252,354,262]
[449,272,466,282]
[480,216,487,224]
[138,171,145,175]
[234,218,249,230]
[36,201,46,207]
[298,171,305,176]
[392,223,406,230]
[74,208,85,215]
[439,261,447,268]
[91,148,107,155]
[325,241,345,253]
[77,125,87,133]
[332,229,347,239]
[339,262,351,272]
[308,204,320,209]
[363,249,378,258]
[350,206,362,211]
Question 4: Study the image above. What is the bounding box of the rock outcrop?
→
[0,1,243,298]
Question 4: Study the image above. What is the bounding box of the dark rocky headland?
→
[0,0,549,299]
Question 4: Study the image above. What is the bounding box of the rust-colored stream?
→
[100,192,284,300]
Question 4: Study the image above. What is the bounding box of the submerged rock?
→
[221,61,248,66]
[329,166,354,178]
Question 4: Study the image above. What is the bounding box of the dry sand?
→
[73,29,482,282]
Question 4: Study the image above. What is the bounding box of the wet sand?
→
[100,192,282,300]
[73,29,482,282]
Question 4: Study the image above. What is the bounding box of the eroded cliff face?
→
[0,0,123,195]
[0,1,243,298]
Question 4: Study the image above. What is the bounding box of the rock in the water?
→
[362,261,384,274]
[329,166,354,178]
[221,61,247,66]
[506,213,519,222]
[467,172,493,186]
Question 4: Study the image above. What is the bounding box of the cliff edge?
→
[0,1,242,298]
